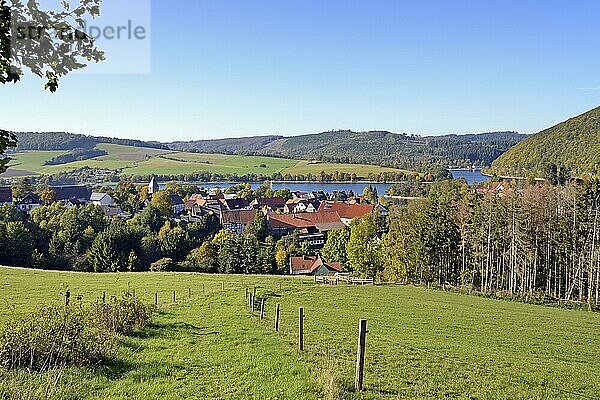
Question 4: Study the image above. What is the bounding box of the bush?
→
[91,294,156,336]
[150,257,176,272]
[0,304,115,371]
[0,294,156,371]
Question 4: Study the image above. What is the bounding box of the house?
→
[16,192,41,214]
[267,210,346,238]
[220,198,250,211]
[52,185,91,205]
[284,198,320,214]
[169,194,185,215]
[148,175,159,195]
[0,187,12,205]
[289,255,342,276]
[185,197,224,218]
[318,202,374,226]
[90,193,115,207]
[250,197,286,212]
[221,209,257,235]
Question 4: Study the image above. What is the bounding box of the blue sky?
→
[2,0,600,141]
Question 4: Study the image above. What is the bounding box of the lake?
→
[184,170,489,195]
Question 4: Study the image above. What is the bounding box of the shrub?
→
[0,304,115,371]
[91,294,156,335]
[150,257,175,272]
[0,294,156,371]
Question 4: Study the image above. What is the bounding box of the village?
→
[0,176,385,276]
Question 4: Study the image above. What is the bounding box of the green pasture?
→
[1,267,599,399]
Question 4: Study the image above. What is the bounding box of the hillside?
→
[491,106,600,177]
[168,130,526,171]
[2,268,600,399]
[14,132,168,151]
[4,143,412,180]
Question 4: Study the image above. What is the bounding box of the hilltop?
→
[491,106,600,177]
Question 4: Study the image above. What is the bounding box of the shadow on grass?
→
[131,320,218,339]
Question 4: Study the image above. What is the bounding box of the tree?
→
[40,187,56,205]
[150,191,173,217]
[0,130,16,173]
[1,0,105,91]
[347,214,383,278]
[187,242,219,273]
[11,177,32,201]
[321,228,350,268]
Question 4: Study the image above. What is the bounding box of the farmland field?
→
[1,267,599,399]
[3,144,412,179]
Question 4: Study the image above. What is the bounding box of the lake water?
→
[185,170,489,195]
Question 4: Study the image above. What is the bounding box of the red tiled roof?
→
[290,256,318,273]
[268,211,346,231]
[318,202,374,219]
[221,209,257,225]
[290,255,343,274]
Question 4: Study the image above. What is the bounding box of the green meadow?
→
[1,267,599,399]
[5,144,410,179]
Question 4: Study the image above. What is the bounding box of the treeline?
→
[14,132,168,151]
[44,148,108,165]
[377,179,600,304]
[0,183,312,274]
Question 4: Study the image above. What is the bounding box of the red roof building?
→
[317,202,374,225]
[289,255,342,276]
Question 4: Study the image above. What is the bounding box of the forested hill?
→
[491,106,600,177]
[169,131,526,170]
[14,132,168,151]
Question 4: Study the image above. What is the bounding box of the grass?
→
[4,144,413,179]
[1,267,600,399]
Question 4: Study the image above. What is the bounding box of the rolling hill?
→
[491,107,600,177]
[169,130,527,171]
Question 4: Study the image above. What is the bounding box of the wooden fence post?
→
[275,303,280,332]
[173,290,176,303]
[188,288,191,299]
[251,295,255,313]
[245,287,248,299]
[298,307,304,351]
[355,319,367,391]
[202,284,205,294]
[260,298,265,320]
[155,291,158,306]
[222,282,225,291]
[253,287,256,298]
[102,291,106,303]
[65,290,70,307]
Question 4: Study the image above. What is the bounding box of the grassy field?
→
[1,267,599,400]
[3,144,411,179]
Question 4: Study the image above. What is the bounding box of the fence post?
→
[298,307,304,351]
[202,284,205,294]
[102,291,106,303]
[222,282,225,291]
[173,290,176,303]
[155,291,158,306]
[260,298,265,320]
[253,287,257,298]
[251,295,255,313]
[355,319,367,391]
[245,287,248,299]
[188,288,191,299]
[65,290,70,307]
[275,303,280,332]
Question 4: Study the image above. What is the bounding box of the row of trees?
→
[324,179,600,305]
